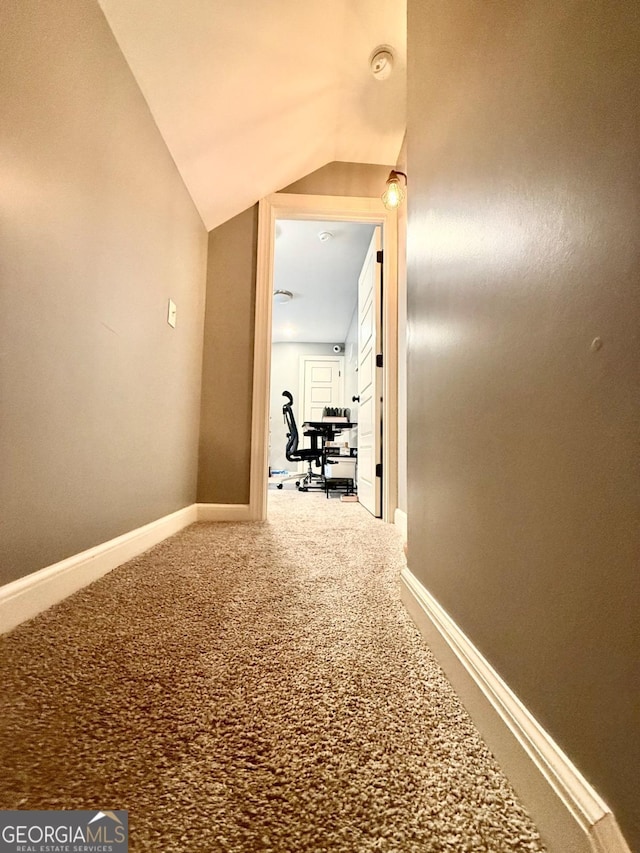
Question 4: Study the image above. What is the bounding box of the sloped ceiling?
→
[97,0,406,230]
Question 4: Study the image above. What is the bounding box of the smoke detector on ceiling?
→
[370,46,394,81]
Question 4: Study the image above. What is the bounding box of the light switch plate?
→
[167,298,177,328]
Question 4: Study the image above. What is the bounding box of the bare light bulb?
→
[382,171,407,209]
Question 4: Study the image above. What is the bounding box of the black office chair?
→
[280,391,324,491]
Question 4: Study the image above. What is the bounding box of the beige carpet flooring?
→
[0,491,547,852]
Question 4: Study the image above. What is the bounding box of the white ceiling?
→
[97,0,406,230]
[272,219,374,343]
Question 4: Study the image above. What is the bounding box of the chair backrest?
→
[282,391,299,460]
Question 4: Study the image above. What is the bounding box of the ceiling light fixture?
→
[273,289,293,304]
[382,170,407,210]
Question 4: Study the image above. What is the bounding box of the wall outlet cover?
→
[167,298,177,328]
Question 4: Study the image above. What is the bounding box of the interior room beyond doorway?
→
[268,219,374,501]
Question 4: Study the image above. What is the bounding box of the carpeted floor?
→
[0,491,547,852]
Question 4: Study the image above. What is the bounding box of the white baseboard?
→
[400,566,631,853]
[0,505,198,636]
[0,503,257,635]
[196,503,252,522]
[394,507,407,541]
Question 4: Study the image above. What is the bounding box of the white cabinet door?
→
[299,356,344,444]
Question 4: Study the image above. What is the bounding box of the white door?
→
[357,228,382,517]
[299,356,344,442]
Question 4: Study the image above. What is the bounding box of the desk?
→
[301,420,357,441]
[302,421,357,496]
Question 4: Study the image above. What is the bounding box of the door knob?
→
[352,395,360,402]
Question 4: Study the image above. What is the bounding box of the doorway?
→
[250,193,398,522]
[268,217,373,497]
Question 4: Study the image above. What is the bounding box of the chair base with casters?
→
[274,470,302,490]
[297,464,325,492]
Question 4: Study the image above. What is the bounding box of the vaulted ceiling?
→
[98,0,407,231]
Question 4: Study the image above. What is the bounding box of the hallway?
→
[0,492,545,852]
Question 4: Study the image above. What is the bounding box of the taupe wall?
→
[198,162,392,504]
[197,207,258,504]
[282,162,392,198]
[407,2,639,847]
[0,0,207,586]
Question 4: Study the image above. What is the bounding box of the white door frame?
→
[250,192,398,522]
